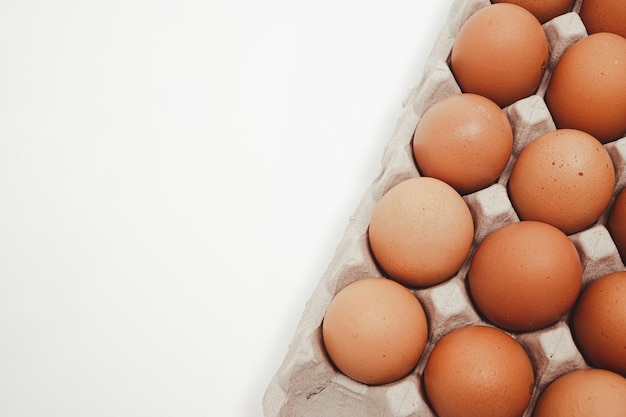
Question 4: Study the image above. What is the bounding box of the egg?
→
[468,221,582,332]
[321,277,428,385]
[423,325,534,417]
[507,128,615,235]
[608,188,626,262]
[571,271,626,376]
[533,368,626,417]
[491,0,574,24]
[580,0,626,39]
[450,3,549,108]
[545,32,626,143]
[368,177,474,287]
[412,93,513,195]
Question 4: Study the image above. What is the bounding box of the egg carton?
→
[262,0,626,416]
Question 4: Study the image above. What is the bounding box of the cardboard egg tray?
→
[263,0,626,416]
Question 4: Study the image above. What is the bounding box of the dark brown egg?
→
[534,368,626,417]
[545,33,626,143]
[491,0,574,24]
[571,271,626,376]
[468,221,582,332]
[608,188,626,262]
[580,0,626,39]
[424,325,534,417]
[450,3,549,107]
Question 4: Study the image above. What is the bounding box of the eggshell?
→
[450,3,549,108]
[571,271,626,376]
[580,0,626,39]
[545,32,626,143]
[423,325,534,417]
[608,188,626,262]
[533,368,626,417]
[368,177,474,287]
[491,0,574,24]
[412,93,513,195]
[321,277,429,385]
[508,128,616,235]
[468,221,582,332]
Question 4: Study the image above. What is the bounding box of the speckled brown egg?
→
[545,32,626,143]
[491,0,574,24]
[508,129,615,235]
[321,277,428,385]
[571,271,626,377]
[533,368,626,417]
[412,93,513,195]
[368,177,474,288]
[450,3,549,108]
[580,0,626,39]
[423,325,534,417]
[468,221,582,332]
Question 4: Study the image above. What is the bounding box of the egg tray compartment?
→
[262,0,626,416]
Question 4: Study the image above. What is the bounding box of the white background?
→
[0,1,455,416]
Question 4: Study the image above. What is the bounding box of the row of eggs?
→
[321,2,626,417]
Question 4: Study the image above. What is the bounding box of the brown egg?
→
[412,93,513,195]
[545,32,626,143]
[423,325,534,417]
[368,177,474,287]
[468,221,582,332]
[321,277,429,385]
[580,0,626,39]
[571,271,626,376]
[608,188,626,262]
[450,3,549,108]
[508,129,615,235]
[491,0,574,24]
[533,368,626,417]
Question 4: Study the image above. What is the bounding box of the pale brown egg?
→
[571,271,626,377]
[491,0,574,24]
[321,277,429,385]
[533,368,626,417]
[412,93,513,195]
[450,3,549,108]
[423,325,534,417]
[508,129,615,235]
[368,177,474,287]
[580,0,626,39]
[608,188,626,262]
[468,221,582,332]
[545,32,626,143]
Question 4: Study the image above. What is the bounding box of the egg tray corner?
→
[262,0,626,416]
